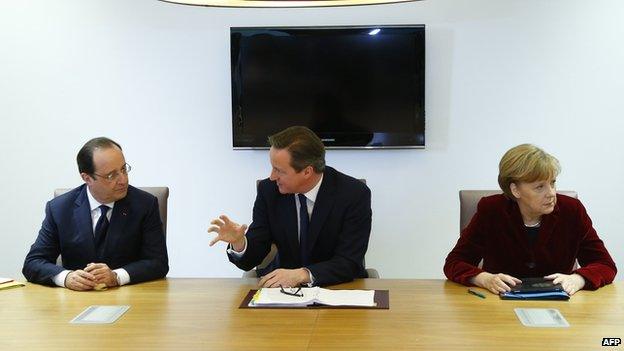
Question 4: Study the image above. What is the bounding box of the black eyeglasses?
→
[280,285,303,297]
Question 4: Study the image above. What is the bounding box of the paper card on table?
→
[514,308,569,327]
[0,280,25,291]
[70,305,130,324]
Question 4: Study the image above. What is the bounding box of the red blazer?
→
[444,194,617,289]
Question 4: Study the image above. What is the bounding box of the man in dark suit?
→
[23,137,168,290]
[209,126,371,287]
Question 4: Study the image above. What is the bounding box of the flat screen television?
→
[230,25,425,149]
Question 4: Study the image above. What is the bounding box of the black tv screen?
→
[230,25,425,149]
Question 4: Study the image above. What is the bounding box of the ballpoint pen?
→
[468,289,486,299]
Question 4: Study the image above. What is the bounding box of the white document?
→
[0,277,13,284]
[250,287,375,307]
[514,308,569,327]
[70,305,130,324]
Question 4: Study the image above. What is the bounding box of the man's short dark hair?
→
[268,126,326,173]
[77,137,122,175]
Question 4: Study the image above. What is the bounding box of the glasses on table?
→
[280,285,303,297]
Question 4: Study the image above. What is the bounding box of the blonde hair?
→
[498,144,561,199]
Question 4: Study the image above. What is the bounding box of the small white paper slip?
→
[0,277,13,284]
[514,308,569,328]
[70,305,130,324]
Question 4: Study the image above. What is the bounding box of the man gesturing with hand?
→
[208,126,372,288]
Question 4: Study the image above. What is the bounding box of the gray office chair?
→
[459,189,578,231]
[241,244,279,278]
[53,187,169,265]
[243,179,379,279]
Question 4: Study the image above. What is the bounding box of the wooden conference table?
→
[1,279,622,350]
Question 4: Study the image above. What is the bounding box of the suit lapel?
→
[104,195,130,257]
[506,200,532,253]
[307,171,335,253]
[277,193,300,261]
[73,186,97,259]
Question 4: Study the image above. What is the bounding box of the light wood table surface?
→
[1,279,622,350]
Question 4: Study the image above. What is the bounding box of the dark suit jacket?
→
[444,194,617,289]
[23,184,169,286]
[229,166,372,286]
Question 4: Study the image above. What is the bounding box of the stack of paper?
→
[250,287,375,307]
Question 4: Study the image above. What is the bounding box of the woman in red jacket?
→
[444,144,616,295]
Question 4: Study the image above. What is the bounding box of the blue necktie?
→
[94,205,110,255]
[298,194,310,266]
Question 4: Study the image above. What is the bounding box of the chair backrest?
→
[54,187,169,235]
[459,190,578,231]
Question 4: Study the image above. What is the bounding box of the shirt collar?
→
[86,185,115,212]
[300,174,323,203]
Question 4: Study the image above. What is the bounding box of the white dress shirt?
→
[52,186,130,287]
